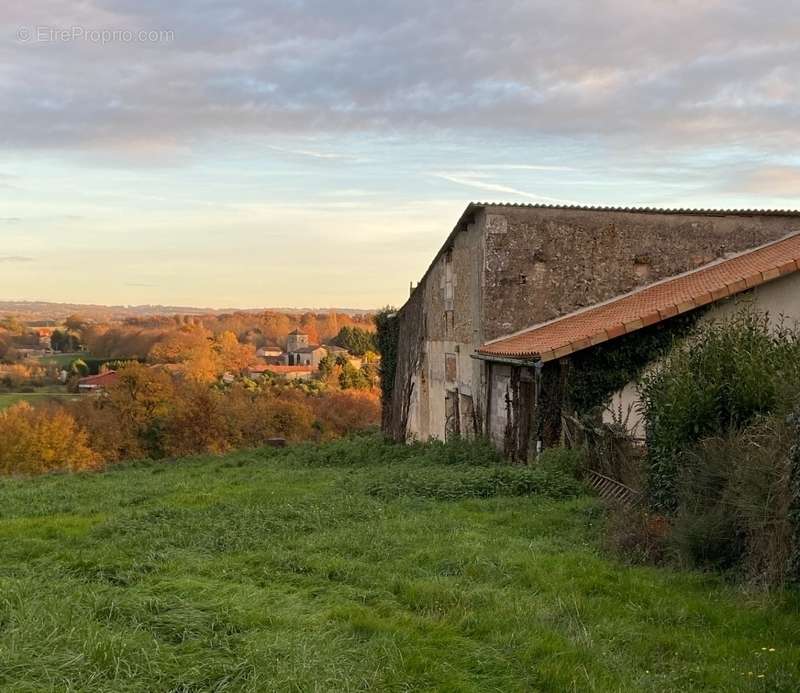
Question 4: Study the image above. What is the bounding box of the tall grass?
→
[0,435,798,690]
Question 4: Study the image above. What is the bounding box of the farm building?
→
[385,202,800,460]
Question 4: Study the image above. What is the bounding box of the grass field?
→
[0,436,798,691]
[0,390,78,410]
[36,352,89,368]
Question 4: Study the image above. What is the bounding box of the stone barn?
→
[384,202,800,460]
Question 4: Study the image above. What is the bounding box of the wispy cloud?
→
[433,173,579,205]
[0,255,33,263]
[480,164,576,172]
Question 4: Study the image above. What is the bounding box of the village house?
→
[385,202,800,460]
[256,344,283,364]
[282,329,327,368]
[77,370,119,393]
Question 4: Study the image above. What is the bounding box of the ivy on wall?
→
[565,311,705,415]
[374,307,399,409]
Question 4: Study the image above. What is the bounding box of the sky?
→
[1,1,799,310]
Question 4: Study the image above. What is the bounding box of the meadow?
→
[0,389,77,411]
[0,435,798,692]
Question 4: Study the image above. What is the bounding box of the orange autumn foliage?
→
[0,402,102,475]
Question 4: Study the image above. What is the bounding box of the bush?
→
[605,508,670,565]
[536,446,585,477]
[0,402,101,475]
[639,309,800,512]
[670,419,794,585]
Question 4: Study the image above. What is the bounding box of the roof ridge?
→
[474,201,800,217]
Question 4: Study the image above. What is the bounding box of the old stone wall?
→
[482,206,800,340]
[390,210,487,442]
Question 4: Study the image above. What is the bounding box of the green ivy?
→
[374,307,399,404]
[566,311,703,414]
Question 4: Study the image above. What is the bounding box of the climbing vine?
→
[374,306,399,407]
[565,310,704,415]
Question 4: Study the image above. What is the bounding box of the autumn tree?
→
[149,327,218,383]
[215,331,255,374]
[0,402,101,475]
[102,362,175,458]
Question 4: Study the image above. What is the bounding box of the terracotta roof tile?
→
[77,371,119,387]
[263,365,313,374]
[478,233,800,361]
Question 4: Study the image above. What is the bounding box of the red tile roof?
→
[478,232,800,361]
[263,365,313,374]
[77,370,119,388]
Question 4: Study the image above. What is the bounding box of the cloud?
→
[0,255,33,262]
[725,165,800,197]
[1,0,799,155]
[432,172,579,204]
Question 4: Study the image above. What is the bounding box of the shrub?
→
[311,390,381,438]
[536,446,585,478]
[639,309,800,512]
[670,419,794,585]
[604,507,670,565]
[0,402,101,475]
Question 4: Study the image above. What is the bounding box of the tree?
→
[215,331,255,375]
[332,326,377,356]
[339,361,370,390]
[103,362,175,458]
[69,358,89,377]
[64,314,88,332]
[51,329,81,353]
[0,402,101,475]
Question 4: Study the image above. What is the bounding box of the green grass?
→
[36,352,89,368]
[0,436,797,692]
[0,390,77,410]
[0,391,77,411]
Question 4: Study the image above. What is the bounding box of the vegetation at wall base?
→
[640,309,800,514]
[1,435,799,691]
[600,308,800,588]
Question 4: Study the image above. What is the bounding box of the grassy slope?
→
[0,391,77,411]
[0,438,797,692]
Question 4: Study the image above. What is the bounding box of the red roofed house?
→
[77,370,119,393]
[262,364,313,381]
[384,203,800,460]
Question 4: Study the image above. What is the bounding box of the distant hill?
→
[0,301,375,323]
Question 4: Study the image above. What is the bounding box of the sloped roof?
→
[264,365,313,374]
[478,232,800,362]
[290,345,323,353]
[77,370,119,387]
